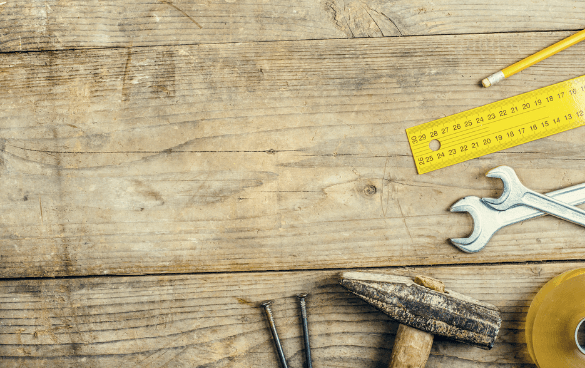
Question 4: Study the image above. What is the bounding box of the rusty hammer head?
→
[340,272,501,351]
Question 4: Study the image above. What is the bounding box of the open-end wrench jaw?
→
[482,166,526,211]
[450,167,585,253]
[450,197,482,249]
[450,196,498,253]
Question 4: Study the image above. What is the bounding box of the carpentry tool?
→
[450,182,585,253]
[525,268,585,367]
[340,272,501,368]
[482,29,585,88]
[260,301,289,368]
[406,75,585,174]
[483,166,585,227]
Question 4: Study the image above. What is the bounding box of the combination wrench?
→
[482,166,585,227]
[450,182,585,253]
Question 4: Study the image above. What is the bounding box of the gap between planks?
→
[2,258,584,282]
[0,28,583,56]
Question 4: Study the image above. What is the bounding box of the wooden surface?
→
[1,0,585,366]
[1,262,581,367]
[2,32,585,278]
[2,0,585,51]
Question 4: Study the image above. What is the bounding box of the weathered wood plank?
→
[2,261,577,367]
[1,0,585,51]
[1,32,585,278]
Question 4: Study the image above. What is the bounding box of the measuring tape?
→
[407,75,585,174]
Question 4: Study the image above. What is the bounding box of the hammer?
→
[340,272,502,368]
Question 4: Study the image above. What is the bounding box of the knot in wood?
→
[363,184,377,196]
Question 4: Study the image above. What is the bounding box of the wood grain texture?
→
[2,32,585,278]
[2,261,577,367]
[2,0,585,51]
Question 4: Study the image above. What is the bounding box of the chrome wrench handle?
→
[521,191,585,226]
[482,166,585,227]
[451,182,585,253]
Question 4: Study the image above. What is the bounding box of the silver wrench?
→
[482,166,585,227]
[451,182,585,253]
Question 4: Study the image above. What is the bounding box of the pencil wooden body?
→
[503,28,585,77]
[483,28,585,87]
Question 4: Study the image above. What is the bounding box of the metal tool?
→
[340,272,501,368]
[297,293,313,368]
[482,166,585,227]
[261,300,288,368]
[451,182,585,253]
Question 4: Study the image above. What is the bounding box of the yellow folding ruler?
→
[407,75,585,174]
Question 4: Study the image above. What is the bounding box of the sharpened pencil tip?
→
[482,78,491,88]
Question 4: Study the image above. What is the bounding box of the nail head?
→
[261,300,273,307]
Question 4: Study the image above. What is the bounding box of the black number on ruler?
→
[472,142,478,148]
[530,124,537,131]
[441,127,448,134]
[495,135,502,141]
[507,131,514,138]
[541,121,549,127]
[464,120,472,127]
[449,149,456,155]
[460,145,468,152]
[418,157,424,165]
[430,130,438,137]
[511,106,518,113]
[570,89,577,95]
[499,110,507,117]
[577,110,584,117]
[546,96,553,102]
[453,123,461,130]
[566,114,573,120]
[534,99,542,106]
[523,103,531,109]
[483,138,491,145]
[488,113,496,120]
[476,117,484,123]
[437,152,445,159]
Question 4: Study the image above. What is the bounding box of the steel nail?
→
[261,300,288,368]
[297,293,313,368]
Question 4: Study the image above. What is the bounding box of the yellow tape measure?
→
[407,75,585,174]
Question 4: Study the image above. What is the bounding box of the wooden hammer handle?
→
[389,324,434,368]
[389,275,444,368]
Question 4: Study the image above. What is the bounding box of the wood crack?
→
[6,144,294,155]
[158,0,202,29]
[379,10,403,36]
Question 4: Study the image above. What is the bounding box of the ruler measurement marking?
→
[410,105,550,150]
[437,128,490,148]
[407,76,585,174]
[413,127,488,152]
[413,114,548,155]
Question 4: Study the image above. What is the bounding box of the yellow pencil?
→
[482,28,585,88]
